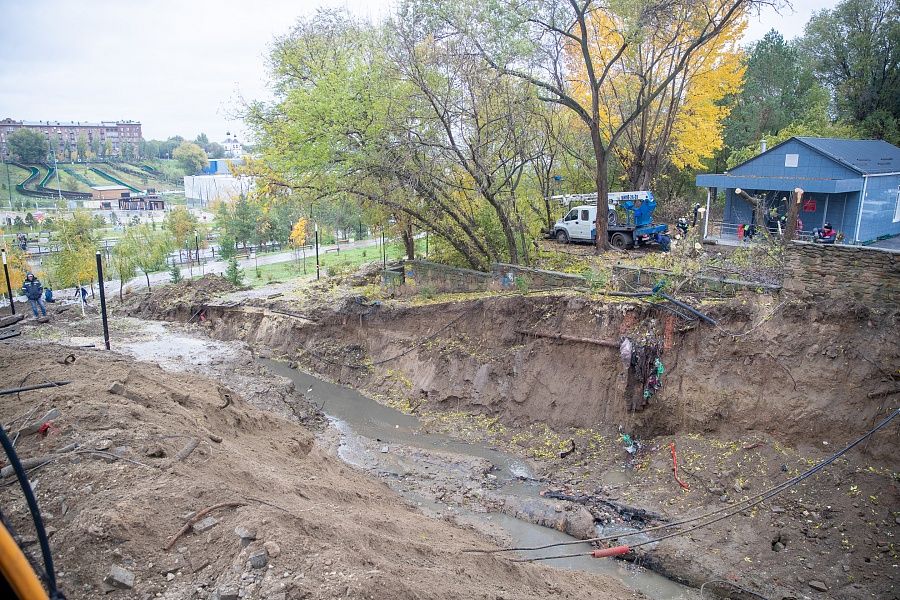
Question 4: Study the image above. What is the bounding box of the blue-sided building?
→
[696,137,900,244]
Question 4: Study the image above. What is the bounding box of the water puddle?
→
[260,358,695,599]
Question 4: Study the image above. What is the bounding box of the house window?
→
[785,154,799,168]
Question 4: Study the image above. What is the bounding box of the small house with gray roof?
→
[696,137,900,244]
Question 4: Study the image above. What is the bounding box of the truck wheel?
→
[608,210,618,227]
[556,230,569,244]
[610,232,630,249]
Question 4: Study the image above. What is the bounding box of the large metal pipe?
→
[659,293,717,325]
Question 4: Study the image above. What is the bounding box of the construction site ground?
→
[1,270,898,600]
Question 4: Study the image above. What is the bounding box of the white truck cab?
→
[551,191,654,243]
[554,205,603,243]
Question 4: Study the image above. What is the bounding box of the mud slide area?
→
[1,317,649,600]
[143,281,900,600]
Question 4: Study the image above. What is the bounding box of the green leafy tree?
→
[103,139,113,157]
[126,224,173,290]
[195,133,210,149]
[207,142,226,159]
[218,234,237,260]
[169,263,183,283]
[110,234,138,300]
[165,205,199,258]
[224,257,244,286]
[727,85,862,167]
[801,0,899,140]
[76,133,89,160]
[231,196,260,249]
[725,30,817,151]
[7,129,49,162]
[122,143,134,160]
[51,210,98,288]
[173,142,209,175]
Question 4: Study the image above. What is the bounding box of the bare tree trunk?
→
[593,131,610,251]
[144,271,151,291]
[402,224,415,259]
[784,188,803,241]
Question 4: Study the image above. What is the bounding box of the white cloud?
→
[0,0,838,143]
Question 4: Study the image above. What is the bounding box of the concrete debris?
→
[20,407,61,435]
[263,541,281,559]
[249,549,268,569]
[192,516,219,534]
[234,526,257,545]
[104,565,135,589]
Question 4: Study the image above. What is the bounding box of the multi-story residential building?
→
[0,118,143,159]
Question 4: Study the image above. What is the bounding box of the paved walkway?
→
[2,237,382,305]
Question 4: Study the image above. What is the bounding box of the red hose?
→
[592,545,630,558]
[669,442,690,490]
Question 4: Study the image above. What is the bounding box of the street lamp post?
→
[1,250,14,315]
[314,223,320,280]
[5,159,12,209]
[95,251,110,350]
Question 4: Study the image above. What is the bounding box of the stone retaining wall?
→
[783,241,900,308]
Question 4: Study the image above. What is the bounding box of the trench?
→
[260,358,695,600]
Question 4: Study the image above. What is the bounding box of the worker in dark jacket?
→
[812,223,837,244]
[21,272,47,318]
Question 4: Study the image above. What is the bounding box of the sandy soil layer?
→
[0,315,645,600]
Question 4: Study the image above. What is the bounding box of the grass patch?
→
[246,239,419,288]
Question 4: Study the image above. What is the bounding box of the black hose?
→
[0,423,65,598]
[0,381,71,396]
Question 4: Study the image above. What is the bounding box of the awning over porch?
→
[696,174,862,194]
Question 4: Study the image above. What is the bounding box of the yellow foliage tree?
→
[1,244,31,297]
[289,218,309,248]
[572,2,747,189]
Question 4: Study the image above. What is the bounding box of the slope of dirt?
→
[170,289,899,599]
[0,341,644,600]
[197,292,898,459]
[119,274,245,320]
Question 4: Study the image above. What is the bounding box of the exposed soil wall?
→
[194,292,898,462]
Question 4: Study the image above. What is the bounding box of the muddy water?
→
[260,358,695,600]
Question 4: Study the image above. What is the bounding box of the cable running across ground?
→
[467,406,899,558]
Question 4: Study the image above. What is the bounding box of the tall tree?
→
[725,30,817,151]
[173,142,209,175]
[430,0,766,250]
[7,129,49,163]
[801,0,900,141]
[110,235,138,300]
[51,210,98,289]
[126,224,173,290]
[76,133,89,161]
[166,206,199,259]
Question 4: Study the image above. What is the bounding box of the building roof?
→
[5,120,140,127]
[90,185,129,191]
[792,137,900,174]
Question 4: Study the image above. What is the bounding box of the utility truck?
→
[550,191,668,249]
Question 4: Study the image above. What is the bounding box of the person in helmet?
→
[813,223,837,244]
[21,272,47,318]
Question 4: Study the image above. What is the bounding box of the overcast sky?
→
[0,0,838,143]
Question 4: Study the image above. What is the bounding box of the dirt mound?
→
[0,342,639,600]
[119,275,244,320]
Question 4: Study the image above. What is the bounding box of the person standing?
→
[21,272,47,319]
